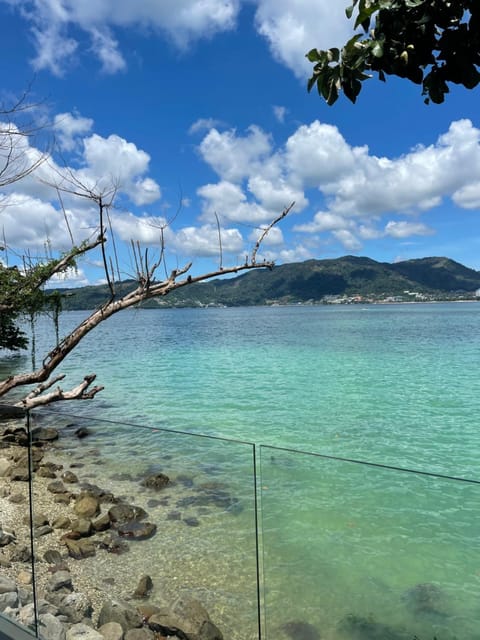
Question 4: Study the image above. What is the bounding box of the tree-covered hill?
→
[54,256,480,309]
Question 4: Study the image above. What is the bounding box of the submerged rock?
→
[401,582,448,618]
[338,614,408,640]
[280,620,320,640]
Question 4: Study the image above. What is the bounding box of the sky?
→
[0,0,479,288]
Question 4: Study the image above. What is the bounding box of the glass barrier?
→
[0,411,38,638]
[259,446,480,640]
[26,409,261,640]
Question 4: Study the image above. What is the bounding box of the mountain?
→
[55,256,480,310]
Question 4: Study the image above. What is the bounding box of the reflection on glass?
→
[260,446,480,640]
[27,410,260,640]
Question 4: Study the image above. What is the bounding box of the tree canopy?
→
[307,0,480,105]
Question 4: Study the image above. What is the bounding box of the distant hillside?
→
[55,256,480,310]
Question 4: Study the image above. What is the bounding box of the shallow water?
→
[8,303,480,639]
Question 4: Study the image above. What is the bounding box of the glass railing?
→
[259,446,480,640]
[5,409,261,640]
[1,410,479,640]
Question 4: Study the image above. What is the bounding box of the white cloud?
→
[273,105,288,123]
[332,229,362,252]
[80,133,161,205]
[89,27,126,74]
[188,118,226,135]
[199,126,272,183]
[54,112,94,151]
[384,221,435,239]
[174,225,244,257]
[7,0,240,74]
[198,180,273,224]
[254,0,355,78]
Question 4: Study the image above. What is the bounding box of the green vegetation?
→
[54,256,480,309]
[307,0,480,105]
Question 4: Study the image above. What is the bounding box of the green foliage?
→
[54,255,480,309]
[307,0,480,104]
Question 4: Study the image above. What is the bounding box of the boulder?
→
[63,539,96,560]
[148,597,223,640]
[108,504,147,525]
[9,467,30,482]
[66,623,103,640]
[32,427,59,442]
[116,522,156,541]
[132,575,153,599]
[124,630,154,640]
[62,471,79,484]
[38,612,67,640]
[74,496,100,519]
[48,481,68,494]
[141,473,170,491]
[97,599,143,633]
[46,571,73,593]
[0,576,17,594]
[98,622,124,640]
[0,591,19,612]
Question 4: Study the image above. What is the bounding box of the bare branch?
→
[18,374,104,409]
[251,202,295,265]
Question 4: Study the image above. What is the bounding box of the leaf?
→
[306,48,321,62]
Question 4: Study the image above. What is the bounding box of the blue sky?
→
[0,0,479,287]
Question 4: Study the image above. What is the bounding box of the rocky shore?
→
[0,418,225,640]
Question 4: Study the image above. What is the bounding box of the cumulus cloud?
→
[54,112,94,151]
[196,118,480,254]
[384,221,435,238]
[198,126,272,183]
[254,0,355,78]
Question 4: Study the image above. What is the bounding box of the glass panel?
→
[0,410,38,637]
[260,446,480,640]
[29,410,260,640]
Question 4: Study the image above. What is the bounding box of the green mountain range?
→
[57,256,480,309]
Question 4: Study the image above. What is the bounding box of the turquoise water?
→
[6,303,480,639]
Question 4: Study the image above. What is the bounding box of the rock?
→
[75,427,91,439]
[44,549,64,564]
[141,473,170,491]
[136,605,161,623]
[116,521,156,541]
[97,534,129,556]
[92,514,111,532]
[59,592,94,623]
[98,621,124,640]
[16,571,32,586]
[37,467,58,479]
[97,599,143,632]
[0,458,12,476]
[0,528,16,546]
[70,518,94,538]
[401,582,447,618]
[338,614,407,640]
[74,496,100,519]
[39,612,67,640]
[0,591,19,612]
[148,597,223,640]
[48,480,68,494]
[0,576,17,594]
[124,630,154,640]
[64,539,96,560]
[66,623,104,640]
[55,494,73,505]
[62,471,79,484]
[52,516,72,530]
[10,467,30,482]
[9,492,26,504]
[108,504,147,525]
[31,513,49,528]
[280,620,320,640]
[35,525,54,538]
[46,571,73,593]
[32,427,59,442]
[9,544,32,563]
[183,517,200,527]
[133,575,153,599]
[0,404,26,420]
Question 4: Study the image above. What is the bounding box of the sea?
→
[2,303,480,640]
